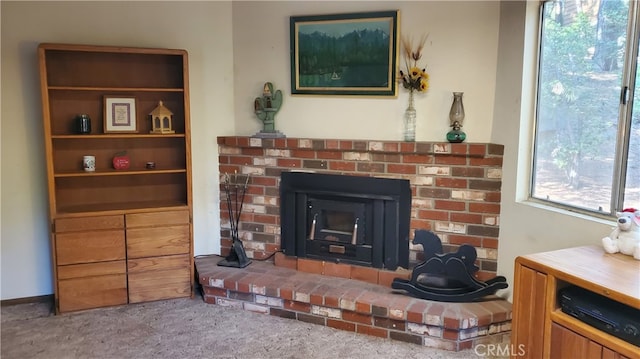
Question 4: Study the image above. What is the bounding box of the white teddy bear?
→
[602,208,640,260]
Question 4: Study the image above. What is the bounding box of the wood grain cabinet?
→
[511,246,639,359]
[126,210,191,303]
[54,215,127,313]
[39,43,193,313]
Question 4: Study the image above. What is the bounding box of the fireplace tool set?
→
[217,172,252,268]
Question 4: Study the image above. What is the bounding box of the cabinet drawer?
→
[128,254,190,273]
[55,215,124,233]
[128,265,191,303]
[126,210,189,228]
[58,273,127,312]
[58,260,126,280]
[126,224,190,258]
[56,230,126,265]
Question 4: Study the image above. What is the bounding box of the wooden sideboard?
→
[511,245,639,359]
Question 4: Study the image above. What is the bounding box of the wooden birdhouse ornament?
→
[149,101,175,134]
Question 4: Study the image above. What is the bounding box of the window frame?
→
[530,0,640,217]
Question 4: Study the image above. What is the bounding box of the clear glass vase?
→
[404,90,416,142]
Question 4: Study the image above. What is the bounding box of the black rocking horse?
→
[391,230,508,302]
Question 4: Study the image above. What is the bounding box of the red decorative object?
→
[112,151,130,170]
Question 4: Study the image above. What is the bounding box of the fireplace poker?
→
[223,173,237,241]
[233,173,251,241]
[223,172,251,243]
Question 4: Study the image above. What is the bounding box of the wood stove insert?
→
[280,172,411,270]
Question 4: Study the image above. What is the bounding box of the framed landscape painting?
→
[290,11,399,97]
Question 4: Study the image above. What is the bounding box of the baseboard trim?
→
[1,294,53,307]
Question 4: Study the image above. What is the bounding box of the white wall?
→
[1,1,233,300]
[1,1,618,301]
[232,1,500,142]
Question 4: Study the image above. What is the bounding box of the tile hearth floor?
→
[195,255,512,352]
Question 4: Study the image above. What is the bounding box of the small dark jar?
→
[75,114,92,134]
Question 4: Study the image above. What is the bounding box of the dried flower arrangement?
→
[398,34,430,93]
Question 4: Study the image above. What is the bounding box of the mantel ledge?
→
[217,136,504,157]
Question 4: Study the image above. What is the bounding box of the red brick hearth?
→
[195,255,512,351]
[208,137,509,351]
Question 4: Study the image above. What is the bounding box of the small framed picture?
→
[104,96,137,133]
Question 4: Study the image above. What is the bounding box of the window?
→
[532,0,640,215]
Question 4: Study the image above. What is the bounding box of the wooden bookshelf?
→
[39,43,193,313]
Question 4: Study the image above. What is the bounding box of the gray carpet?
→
[1,295,485,359]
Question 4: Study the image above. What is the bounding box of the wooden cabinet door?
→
[125,210,189,228]
[550,323,631,359]
[511,263,548,359]
[126,224,190,258]
[55,215,124,232]
[125,210,190,258]
[125,210,192,303]
[550,323,594,358]
[127,254,191,303]
[57,261,127,312]
[56,229,126,265]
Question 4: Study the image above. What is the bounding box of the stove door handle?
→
[309,213,317,240]
[351,218,359,245]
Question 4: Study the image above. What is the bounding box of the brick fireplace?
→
[216,136,504,280]
[198,136,510,351]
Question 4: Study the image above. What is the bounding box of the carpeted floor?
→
[1,294,485,359]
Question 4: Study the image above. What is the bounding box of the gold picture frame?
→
[290,10,399,97]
